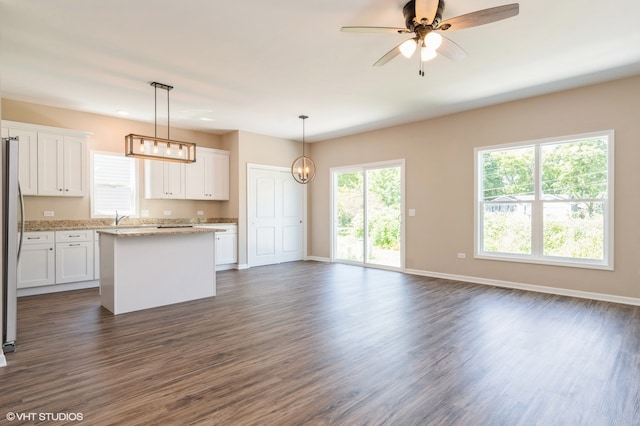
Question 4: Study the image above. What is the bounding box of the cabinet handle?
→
[27,237,41,240]
[69,243,81,246]
[65,189,69,192]
[49,248,53,251]
[69,235,81,238]
[59,189,63,192]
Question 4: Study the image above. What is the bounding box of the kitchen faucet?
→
[115,210,129,226]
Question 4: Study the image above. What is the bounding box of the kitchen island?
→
[97,226,221,314]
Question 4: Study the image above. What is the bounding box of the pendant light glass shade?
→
[291,115,316,184]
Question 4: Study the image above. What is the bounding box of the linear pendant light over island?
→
[125,82,196,163]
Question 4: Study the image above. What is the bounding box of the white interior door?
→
[248,165,304,267]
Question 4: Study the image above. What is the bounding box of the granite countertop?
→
[23,218,238,232]
[97,226,223,237]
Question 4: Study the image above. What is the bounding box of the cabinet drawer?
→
[56,229,93,242]
[22,231,55,245]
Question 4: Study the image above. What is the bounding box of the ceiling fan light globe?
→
[421,47,437,62]
[425,32,443,50]
[399,39,417,58]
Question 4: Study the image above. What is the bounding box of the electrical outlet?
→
[163,210,172,216]
[457,253,466,259]
[197,210,204,216]
[408,209,416,217]
[44,211,54,217]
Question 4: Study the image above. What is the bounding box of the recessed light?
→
[117,110,129,116]
[199,117,215,122]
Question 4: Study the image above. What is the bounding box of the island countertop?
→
[97,226,224,237]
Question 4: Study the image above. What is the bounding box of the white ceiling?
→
[1,0,640,142]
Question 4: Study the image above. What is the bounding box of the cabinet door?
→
[62,135,88,196]
[211,151,230,200]
[56,242,94,284]
[216,233,237,265]
[145,160,185,199]
[185,153,207,200]
[18,243,55,288]
[7,128,39,195]
[145,160,165,198]
[165,162,186,199]
[37,132,64,196]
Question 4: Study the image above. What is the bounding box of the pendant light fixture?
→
[125,81,196,163]
[291,115,316,184]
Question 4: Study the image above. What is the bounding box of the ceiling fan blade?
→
[437,3,519,31]
[437,36,467,61]
[341,26,411,34]
[373,42,405,67]
[415,0,440,24]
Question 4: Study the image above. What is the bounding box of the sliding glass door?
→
[333,161,404,269]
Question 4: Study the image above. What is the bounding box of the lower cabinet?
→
[18,230,95,289]
[216,232,238,265]
[215,224,238,267]
[18,232,55,288]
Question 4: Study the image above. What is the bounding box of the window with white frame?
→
[475,130,613,269]
[91,151,138,217]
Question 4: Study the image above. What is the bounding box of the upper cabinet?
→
[146,147,230,200]
[144,160,186,199]
[37,133,88,196]
[1,126,38,195]
[2,121,90,197]
[185,147,230,200]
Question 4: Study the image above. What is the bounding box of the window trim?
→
[90,150,139,219]
[474,130,614,270]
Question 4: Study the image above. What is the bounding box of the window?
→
[91,151,138,217]
[475,131,613,269]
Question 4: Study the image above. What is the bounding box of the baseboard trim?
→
[306,256,330,263]
[405,268,640,307]
[17,280,100,297]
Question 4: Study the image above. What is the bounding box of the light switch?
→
[44,211,54,217]
[408,209,416,217]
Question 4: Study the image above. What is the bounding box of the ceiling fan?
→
[341,0,519,76]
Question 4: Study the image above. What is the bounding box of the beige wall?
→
[309,75,640,299]
[2,98,233,221]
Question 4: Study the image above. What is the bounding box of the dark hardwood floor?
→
[1,261,638,425]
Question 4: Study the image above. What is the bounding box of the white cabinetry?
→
[145,160,186,199]
[18,232,55,288]
[38,133,88,196]
[1,126,38,195]
[216,225,237,266]
[195,224,237,268]
[185,148,230,200]
[55,230,94,284]
[94,230,100,279]
[1,120,90,197]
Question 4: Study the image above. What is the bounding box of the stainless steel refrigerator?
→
[2,136,24,360]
